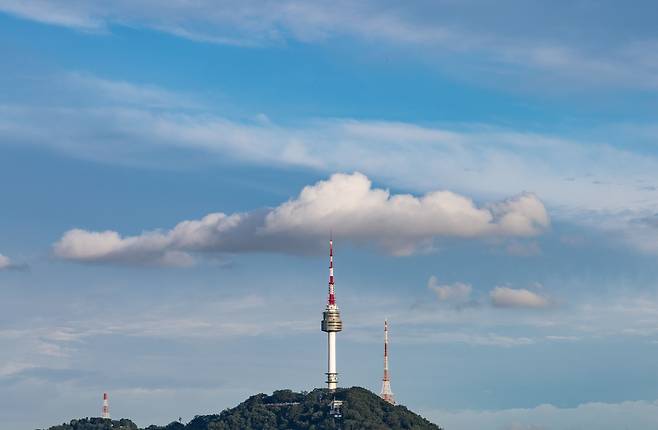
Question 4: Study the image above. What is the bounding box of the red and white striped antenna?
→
[380,320,395,404]
[102,392,110,419]
[328,235,336,306]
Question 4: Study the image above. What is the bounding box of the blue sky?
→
[2,1,658,429]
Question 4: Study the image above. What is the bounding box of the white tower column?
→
[328,331,337,389]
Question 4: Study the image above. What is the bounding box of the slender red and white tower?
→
[101,392,110,419]
[321,238,342,390]
[380,320,395,404]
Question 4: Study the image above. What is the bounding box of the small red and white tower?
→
[380,320,395,404]
[101,392,110,419]
[321,238,342,390]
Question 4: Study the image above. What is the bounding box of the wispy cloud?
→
[426,399,658,430]
[0,292,315,388]
[0,253,27,271]
[0,361,37,377]
[427,276,473,303]
[2,1,658,90]
[425,276,556,311]
[0,0,105,31]
[68,72,201,109]
[1,72,656,210]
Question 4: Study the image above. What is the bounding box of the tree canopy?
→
[42,387,442,430]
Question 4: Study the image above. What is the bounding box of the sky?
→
[2,1,658,429]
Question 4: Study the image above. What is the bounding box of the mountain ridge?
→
[41,387,442,430]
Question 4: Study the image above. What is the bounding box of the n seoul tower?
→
[321,238,342,390]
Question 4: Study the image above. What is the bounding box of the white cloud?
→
[425,277,556,311]
[490,287,551,309]
[426,399,658,430]
[53,228,198,267]
[53,172,549,265]
[266,173,548,255]
[0,254,11,270]
[427,276,472,302]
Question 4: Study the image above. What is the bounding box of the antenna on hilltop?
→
[380,320,395,405]
[101,392,111,419]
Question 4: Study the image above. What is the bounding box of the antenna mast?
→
[101,393,111,419]
[380,320,395,404]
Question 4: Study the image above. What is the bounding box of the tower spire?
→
[380,320,395,404]
[328,237,335,305]
[321,237,342,390]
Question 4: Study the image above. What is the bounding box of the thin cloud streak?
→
[426,399,658,430]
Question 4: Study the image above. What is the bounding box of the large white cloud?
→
[266,172,548,255]
[53,172,549,265]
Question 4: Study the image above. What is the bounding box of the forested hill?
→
[41,387,442,430]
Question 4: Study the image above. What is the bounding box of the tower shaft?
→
[327,331,337,388]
